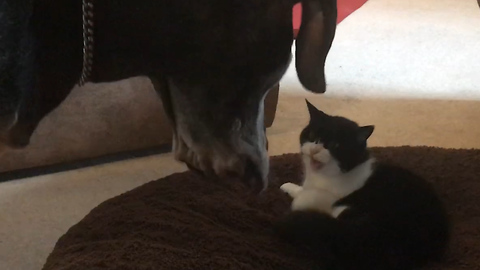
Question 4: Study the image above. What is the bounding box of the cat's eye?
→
[329,142,339,149]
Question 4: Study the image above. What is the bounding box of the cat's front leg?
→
[280,182,303,198]
[291,189,336,214]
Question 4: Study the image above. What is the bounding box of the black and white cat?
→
[276,100,450,270]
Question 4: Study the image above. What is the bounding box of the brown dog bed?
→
[42,146,480,270]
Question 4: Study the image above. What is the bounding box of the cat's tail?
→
[273,210,388,270]
[274,210,340,246]
[274,210,362,253]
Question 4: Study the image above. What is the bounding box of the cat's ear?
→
[305,99,327,119]
[357,125,375,142]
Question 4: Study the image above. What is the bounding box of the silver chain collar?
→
[78,0,94,86]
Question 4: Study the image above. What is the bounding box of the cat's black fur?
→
[275,100,451,270]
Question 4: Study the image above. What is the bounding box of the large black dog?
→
[0,0,337,191]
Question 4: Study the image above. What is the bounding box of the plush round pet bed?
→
[42,146,480,270]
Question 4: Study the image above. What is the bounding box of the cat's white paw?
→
[280,182,297,192]
[280,182,302,198]
[332,205,349,218]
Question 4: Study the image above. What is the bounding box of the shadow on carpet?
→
[42,146,479,270]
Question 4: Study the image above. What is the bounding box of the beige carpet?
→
[281,0,480,100]
[1,0,480,269]
[3,94,480,270]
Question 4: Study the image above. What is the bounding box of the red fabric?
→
[293,0,369,38]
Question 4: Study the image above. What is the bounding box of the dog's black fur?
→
[0,0,338,189]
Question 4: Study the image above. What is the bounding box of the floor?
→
[1,0,480,269]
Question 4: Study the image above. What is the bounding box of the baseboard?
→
[0,144,173,183]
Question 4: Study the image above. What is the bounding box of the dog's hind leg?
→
[0,0,82,151]
[0,0,34,132]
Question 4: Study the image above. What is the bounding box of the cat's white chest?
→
[309,156,373,194]
[281,158,374,218]
[303,173,345,197]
